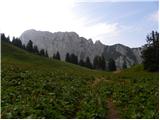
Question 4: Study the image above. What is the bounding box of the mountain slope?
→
[20,29,142,69]
[1,41,111,119]
[103,44,141,68]
[1,42,158,119]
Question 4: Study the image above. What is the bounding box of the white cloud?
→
[149,10,159,22]
[78,22,120,43]
[0,0,120,44]
[0,0,75,37]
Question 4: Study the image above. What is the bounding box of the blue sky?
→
[0,0,159,47]
[72,1,159,47]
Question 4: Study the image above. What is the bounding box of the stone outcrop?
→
[20,29,142,69]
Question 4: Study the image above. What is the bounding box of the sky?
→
[0,0,159,47]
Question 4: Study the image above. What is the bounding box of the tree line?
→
[1,33,117,71]
[2,30,158,72]
[1,34,49,57]
[0,33,123,71]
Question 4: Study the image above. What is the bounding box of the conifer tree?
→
[142,31,159,72]
[26,40,33,52]
[85,56,92,69]
[122,60,127,69]
[40,49,45,56]
[56,51,60,60]
[79,59,85,66]
[101,55,106,70]
[12,37,22,48]
[65,53,70,62]
[53,53,56,59]
[70,53,78,64]
[45,50,49,57]
[108,58,116,71]
[22,44,26,50]
[1,33,6,41]
[33,45,39,54]
[1,33,10,43]
[93,56,100,69]
[93,55,106,70]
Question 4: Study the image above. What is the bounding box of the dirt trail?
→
[107,98,120,119]
[91,78,104,87]
[91,77,112,88]
[91,78,120,119]
[113,70,122,74]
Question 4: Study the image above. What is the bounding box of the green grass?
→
[1,41,159,118]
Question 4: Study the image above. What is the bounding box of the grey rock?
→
[20,29,142,69]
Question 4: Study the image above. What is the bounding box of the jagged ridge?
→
[20,29,142,69]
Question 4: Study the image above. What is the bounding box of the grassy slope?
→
[1,41,159,118]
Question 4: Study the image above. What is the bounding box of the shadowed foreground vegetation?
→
[1,41,159,118]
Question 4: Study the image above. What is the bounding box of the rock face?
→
[102,44,142,69]
[20,29,142,69]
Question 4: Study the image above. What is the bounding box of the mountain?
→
[103,44,142,69]
[20,29,142,69]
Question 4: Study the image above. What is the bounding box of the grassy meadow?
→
[1,41,159,118]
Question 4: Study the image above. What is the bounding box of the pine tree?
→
[6,36,10,43]
[142,31,159,72]
[101,55,106,70]
[40,49,45,56]
[54,51,60,60]
[85,57,92,69]
[70,53,78,64]
[74,55,78,64]
[1,33,10,43]
[122,60,127,69]
[22,44,26,50]
[93,55,106,70]
[1,33,6,41]
[93,56,100,69]
[70,54,74,63]
[26,40,33,52]
[33,45,39,54]
[45,50,49,57]
[79,59,85,66]
[53,53,56,59]
[108,58,116,71]
[12,37,22,48]
[65,53,70,62]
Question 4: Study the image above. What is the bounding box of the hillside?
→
[1,41,159,119]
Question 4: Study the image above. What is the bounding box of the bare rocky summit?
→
[20,29,142,69]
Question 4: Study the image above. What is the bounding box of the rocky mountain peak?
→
[95,40,103,45]
[20,29,142,69]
